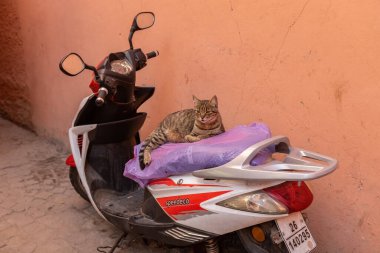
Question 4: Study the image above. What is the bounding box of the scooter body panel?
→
[147,176,287,235]
[69,124,108,220]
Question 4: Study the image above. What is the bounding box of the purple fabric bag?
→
[124,122,272,187]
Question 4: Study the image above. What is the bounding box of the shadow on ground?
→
[0,118,174,253]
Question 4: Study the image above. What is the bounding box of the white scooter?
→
[59,12,338,253]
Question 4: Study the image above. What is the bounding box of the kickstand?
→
[97,232,128,253]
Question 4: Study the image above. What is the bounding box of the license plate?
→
[275,212,316,253]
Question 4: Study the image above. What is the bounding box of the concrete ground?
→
[0,118,171,253]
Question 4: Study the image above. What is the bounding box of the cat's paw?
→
[185,135,200,142]
[143,151,152,166]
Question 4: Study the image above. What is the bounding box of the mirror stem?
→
[85,65,101,80]
[128,32,134,49]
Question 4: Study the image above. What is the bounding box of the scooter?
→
[59,12,338,253]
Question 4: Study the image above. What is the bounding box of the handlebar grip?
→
[146,50,159,59]
[95,87,108,106]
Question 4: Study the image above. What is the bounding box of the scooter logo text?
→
[165,198,190,207]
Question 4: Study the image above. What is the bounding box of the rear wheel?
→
[69,166,89,202]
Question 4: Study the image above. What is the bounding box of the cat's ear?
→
[210,95,218,107]
[193,95,200,105]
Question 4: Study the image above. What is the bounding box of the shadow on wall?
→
[0,0,32,129]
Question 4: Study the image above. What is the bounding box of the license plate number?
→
[275,212,316,253]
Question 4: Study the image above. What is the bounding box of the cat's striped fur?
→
[139,95,224,169]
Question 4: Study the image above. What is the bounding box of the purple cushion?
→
[124,122,272,187]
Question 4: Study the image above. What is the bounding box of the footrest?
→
[94,188,144,218]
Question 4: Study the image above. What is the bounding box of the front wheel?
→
[69,166,89,202]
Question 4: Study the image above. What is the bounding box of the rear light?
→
[264,181,313,213]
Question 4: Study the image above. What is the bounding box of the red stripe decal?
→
[156,191,231,220]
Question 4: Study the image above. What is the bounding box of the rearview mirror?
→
[135,12,155,30]
[59,53,86,76]
[59,53,100,79]
[128,12,155,49]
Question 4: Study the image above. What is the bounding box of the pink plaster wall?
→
[8,0,380,252]
[0,0,31,127]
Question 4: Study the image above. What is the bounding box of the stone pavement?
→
[0,118,170,253]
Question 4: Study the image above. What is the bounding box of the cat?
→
[138,95,225,169]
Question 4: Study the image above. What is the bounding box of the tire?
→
[69,166,90,202]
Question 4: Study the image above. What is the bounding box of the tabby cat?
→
[138,95,225,169]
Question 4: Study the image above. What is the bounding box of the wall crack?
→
[265,0,312,81]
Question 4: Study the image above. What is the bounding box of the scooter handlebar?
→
[95,87,108,106]
[94,51,157,106]
[146,50,159,59]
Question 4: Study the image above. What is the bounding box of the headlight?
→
[216,191,288,215]
[110,59,132,75]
